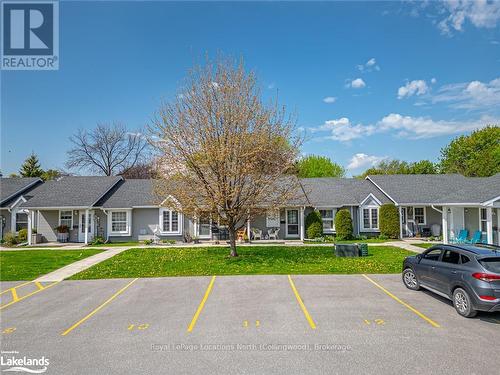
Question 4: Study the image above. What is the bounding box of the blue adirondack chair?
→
[450,229,468,244]
[466,230,484,244]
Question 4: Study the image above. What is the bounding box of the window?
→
[59,210,73,228]
[414,207,425,224]
[362,207,379,230]
[15,212,28,232]
[480,208,487,232]
[111,211,127,232]
[319,209,335,232]
[423,249,442,261]
[160,209,181,233]
[266,210,280,227]
[442,250,460,264]
[460,254,470,264]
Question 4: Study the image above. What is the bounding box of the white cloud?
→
[267,82,276,89]
[349,78,366,89]
[397,80,429,99]
[356,58,380,72]
[431,78,437,84]
[316,117,376,141]
[322,96,337,104]
[376,113,497,139]
[312,113,498,142]
[438,0,500,35]
[347,153,387,170]
[432,77,500,109]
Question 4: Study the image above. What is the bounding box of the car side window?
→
[442,250,460,264]
[460,254,471,264]
[423,249,442,261]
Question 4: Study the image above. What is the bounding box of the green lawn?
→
[0,249,103,281]
[413,243,440,249]
[70,246,413,279]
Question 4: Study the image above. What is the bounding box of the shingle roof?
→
[0,177,42,207]
[20,176,123,208]
[300,178,392,207]
[367,174,500,205]
[99,179,158,208]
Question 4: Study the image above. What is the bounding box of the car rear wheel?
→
[402,268,420,290]
[453,288,477,318]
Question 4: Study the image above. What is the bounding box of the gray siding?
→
[425,207,442,228]
[38,210,58,242]
[0,209,12,238]
[464,208,480,234]
[108,208,187,242]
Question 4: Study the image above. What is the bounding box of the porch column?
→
[442,206,448,244]
[247,211,251,242]
[398,206,403,239]
[27,210,32,245]
[84,209,89,245]
[486,207,493,244]
[193,216,198,238]
[299,207,305,241]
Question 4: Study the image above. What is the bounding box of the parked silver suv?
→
[402,244,500,318]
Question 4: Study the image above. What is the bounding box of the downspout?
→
[431,205,442,214]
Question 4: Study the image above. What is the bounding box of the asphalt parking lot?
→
[1,274,499,375]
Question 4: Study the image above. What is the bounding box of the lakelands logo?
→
[1,0,59,70]
[1,352,49,373]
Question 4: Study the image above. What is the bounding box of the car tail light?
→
[478,295,499,302]
[472,273,500,282]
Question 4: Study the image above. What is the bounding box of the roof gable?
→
[0,177,43,207]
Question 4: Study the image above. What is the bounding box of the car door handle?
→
[451,271,457,274]
[431,266,436,270]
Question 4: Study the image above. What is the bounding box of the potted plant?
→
[55,224,69,242]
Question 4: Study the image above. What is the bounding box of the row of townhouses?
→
[1,174,499,246]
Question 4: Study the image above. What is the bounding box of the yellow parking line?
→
[288,275,317,330]
[362,274,440,328]
[11,288,19,302]
[34,281,45,290]
[0,281,32,296]
[0,282,60,311]
[61,278,139,336]
[187,276,216,333]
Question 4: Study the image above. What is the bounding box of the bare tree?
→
[150,57,301,256]
[66,123,148,176]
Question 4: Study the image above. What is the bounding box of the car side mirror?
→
[416,254,423,262]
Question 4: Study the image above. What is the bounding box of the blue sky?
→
[1,0,500,176]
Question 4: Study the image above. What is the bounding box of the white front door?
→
[286,209,299,238]
[78,210,94,242]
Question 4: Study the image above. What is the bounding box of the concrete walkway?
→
[35,247,131,282]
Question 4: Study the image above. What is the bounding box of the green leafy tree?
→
[296,155,345,178]
[41,169,62,181]
[440,126,500,177]
[334,209,353,240]
[305,210,323,239]
[19,153,44,178]
[358,159,438,178]
[379,204,400,239]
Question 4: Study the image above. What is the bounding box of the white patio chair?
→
[251,228,262,240]
[268,228,280,240]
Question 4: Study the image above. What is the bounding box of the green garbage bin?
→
[358,243,368,257]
